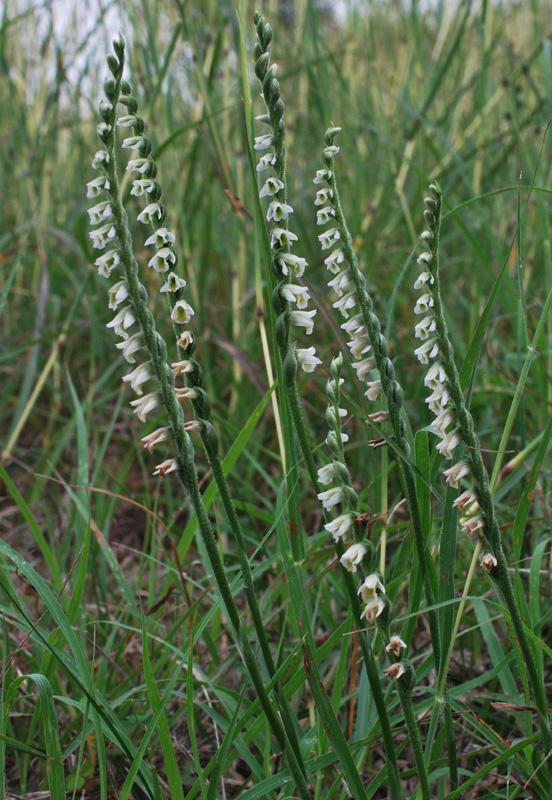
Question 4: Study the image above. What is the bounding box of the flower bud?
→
[107,54,119,75]
[254,52,269,80]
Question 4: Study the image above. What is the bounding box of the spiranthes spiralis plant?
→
[312,130,444,800]
[312,127,443,673]
[413,182,552,762]
[317,354,430,798]
[252,13,407,799]
[88,36,319,800]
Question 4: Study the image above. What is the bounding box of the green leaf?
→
[141,611,185,800]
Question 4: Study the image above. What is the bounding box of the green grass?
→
[1,0,552,798]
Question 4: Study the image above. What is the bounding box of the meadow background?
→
[1,0,552,798]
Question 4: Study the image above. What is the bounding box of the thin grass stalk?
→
[92,40,313,800]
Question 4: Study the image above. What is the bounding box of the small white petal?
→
[414,293,434,315]
[358,573,385,602]
[414,338,439,364]
[365,380,383,402]
[160,272,186,292]
[256,153,277,171]
[461,515,485,536]
[148,247,176,273]
[106,306,136,339]
[333,291,356,318]
[86,176,110,198]
[289,309,317,335]
[266,201,294,222]
[137,203,163,224]
[414,271,434,290]
[276,253,307,277]
[317,487,344,510]
[443,461,471,488]
[360,597,385,624]
[122,135,147,150]
[122,362,154,395]
[95,250,120,278]
[316,206,335,225]
[145,227,175,247]
[254,134,273,150]
[452,489,478,514]
[280,283,310,309]
[425,362,448,389]
[117,114,138,127]
[259,177,284,197]
[317,464,337,485]
[115,332,145,363]
[107,280,129,310]
[324,514,354,541]
[328,270,352,298]
[296,346,321,373]
[141,427,171,452]
[129,392,159,422]
[340,542,369,573]
[171,300,195,324]
[414,315,437,340]
[92,150,109,169]
[153,458,179,477]
[314,187,333,206]
[323,145,340,159]
[89,223,117,250]
[131,179,156,197]
[318,228,341,251]
[313,169,332,184]
[324,249,346,274]
[352,358,377,381]
[270,227,298,248]
[126,158,152,174]
[436,429,463,460]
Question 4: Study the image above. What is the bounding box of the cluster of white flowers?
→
[358,573,386,625]
[88,96,201,480]
[314,158,384,406]
[415,187,482,534]
[254,117,321,374]
[316,360,359,543]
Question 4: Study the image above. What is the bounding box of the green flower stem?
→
[283,332,403,800]
[252,17,402,794]
[121,96,308,773]
[396,674,430,800]
[100,44,313,800]
[323,135,441,670]
[253,14,305,565]
[442,691,458,791]
[251,26,402,796]
[425,182,552,752]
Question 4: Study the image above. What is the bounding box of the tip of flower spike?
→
[113,35,125,59]
[324,126,342,146]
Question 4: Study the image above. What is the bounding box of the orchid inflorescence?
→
[252,12,321,374]
[88,40,221,480]
[315,355,392,627]
[414,182,484,536]
[314,128,441,675]
[314,133,386,407]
